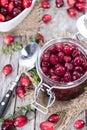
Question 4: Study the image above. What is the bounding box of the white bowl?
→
[0,0,36,32]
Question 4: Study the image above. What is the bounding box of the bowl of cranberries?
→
[36,38,87,101]
[0,0,36,32]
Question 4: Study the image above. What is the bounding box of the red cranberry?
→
[22,0,32,8]
[78,0,85,2]
[55,66,65,76]
[74,56,83,66]
[50,75,60,82]
[74,119,85,129]
[38,33,44,43]
[7,2,14,13]
[40,121,54,130]
[5,14,13,21]
[55,0,64,8]
[4,35,14,45]
[50,54,58,65]
[49,68,55,76]
[65,63,74,72]
[82,61,87,70]
[57,42,64,52]
[41,66,49,74]
[12,7,22,17]
[58,52,64,62]
[42,51,50,62]
[48,113,60,123]
[2,119,14,130]
[63,44,73,55]
[72,48,81,57]
[75,2,86,12]
[14,0,22,7]
[67,0,77,6]
[19,76,31,87]
[0,0,9,7]
[64,72,72,82]
[63,55,71,63]
[41,0,50,9]
[0,7,8,16]
[49,44,57,53]
[2,64,13,75]
[72,71,81,80]
[67,7,78,17]
[42,14,52,23]
[14,115,27,127]
[75,66,83,73]
[41,61,50,67]
[0,14,5,22]
[16,86,26,98]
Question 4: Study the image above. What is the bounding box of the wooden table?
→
[0,0,87,130]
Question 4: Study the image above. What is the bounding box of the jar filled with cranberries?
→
[35,38,87,102]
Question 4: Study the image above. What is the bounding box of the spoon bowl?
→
[0,42,40,118]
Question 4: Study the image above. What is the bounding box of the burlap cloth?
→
[0,0,87,129]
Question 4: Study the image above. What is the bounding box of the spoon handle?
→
[0,75,21,118]
[0,90,13,118]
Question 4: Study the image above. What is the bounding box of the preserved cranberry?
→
[50,75,60,82]
[50,54,58,65]
[72,71,81,80]
[49,45,57,53]
[74,66,83,73]
[41,61,50,67]
[63,55,71,63]
[64,72,72,82]
[42,52,50,62]
[58,52,64,62]
[41,66,49,74]
[63,44,73,55]
[65,63,74,72]
[55,66,65,76]
[74,56,83,66]
[56,42,64,52]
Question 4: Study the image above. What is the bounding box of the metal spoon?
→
[0,42,40,118]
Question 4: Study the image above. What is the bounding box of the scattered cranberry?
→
[75,2,86,12]
[67,0,77,6]
[19,76,31,87]
[14,115,27,127]
[2,64,13,76]
[42,14,52,23]
[16,86,26,98]
[67,7,78,17]
[41,0,50,9]
[48,113,60,123]
[55,0,64,8]
[40,121,54,130]
[22,0,32,8]
[38,33,44,42]
[4,35,14,45]
[74,119,85,129]
[2,119,14,130]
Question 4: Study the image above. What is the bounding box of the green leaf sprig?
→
[30,68,40,84]
[0,105,31,123]
[2,41,25,54]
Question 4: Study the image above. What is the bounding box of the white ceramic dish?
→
[0,0,36,32]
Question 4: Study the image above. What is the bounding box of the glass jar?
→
[32,38,87,114]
